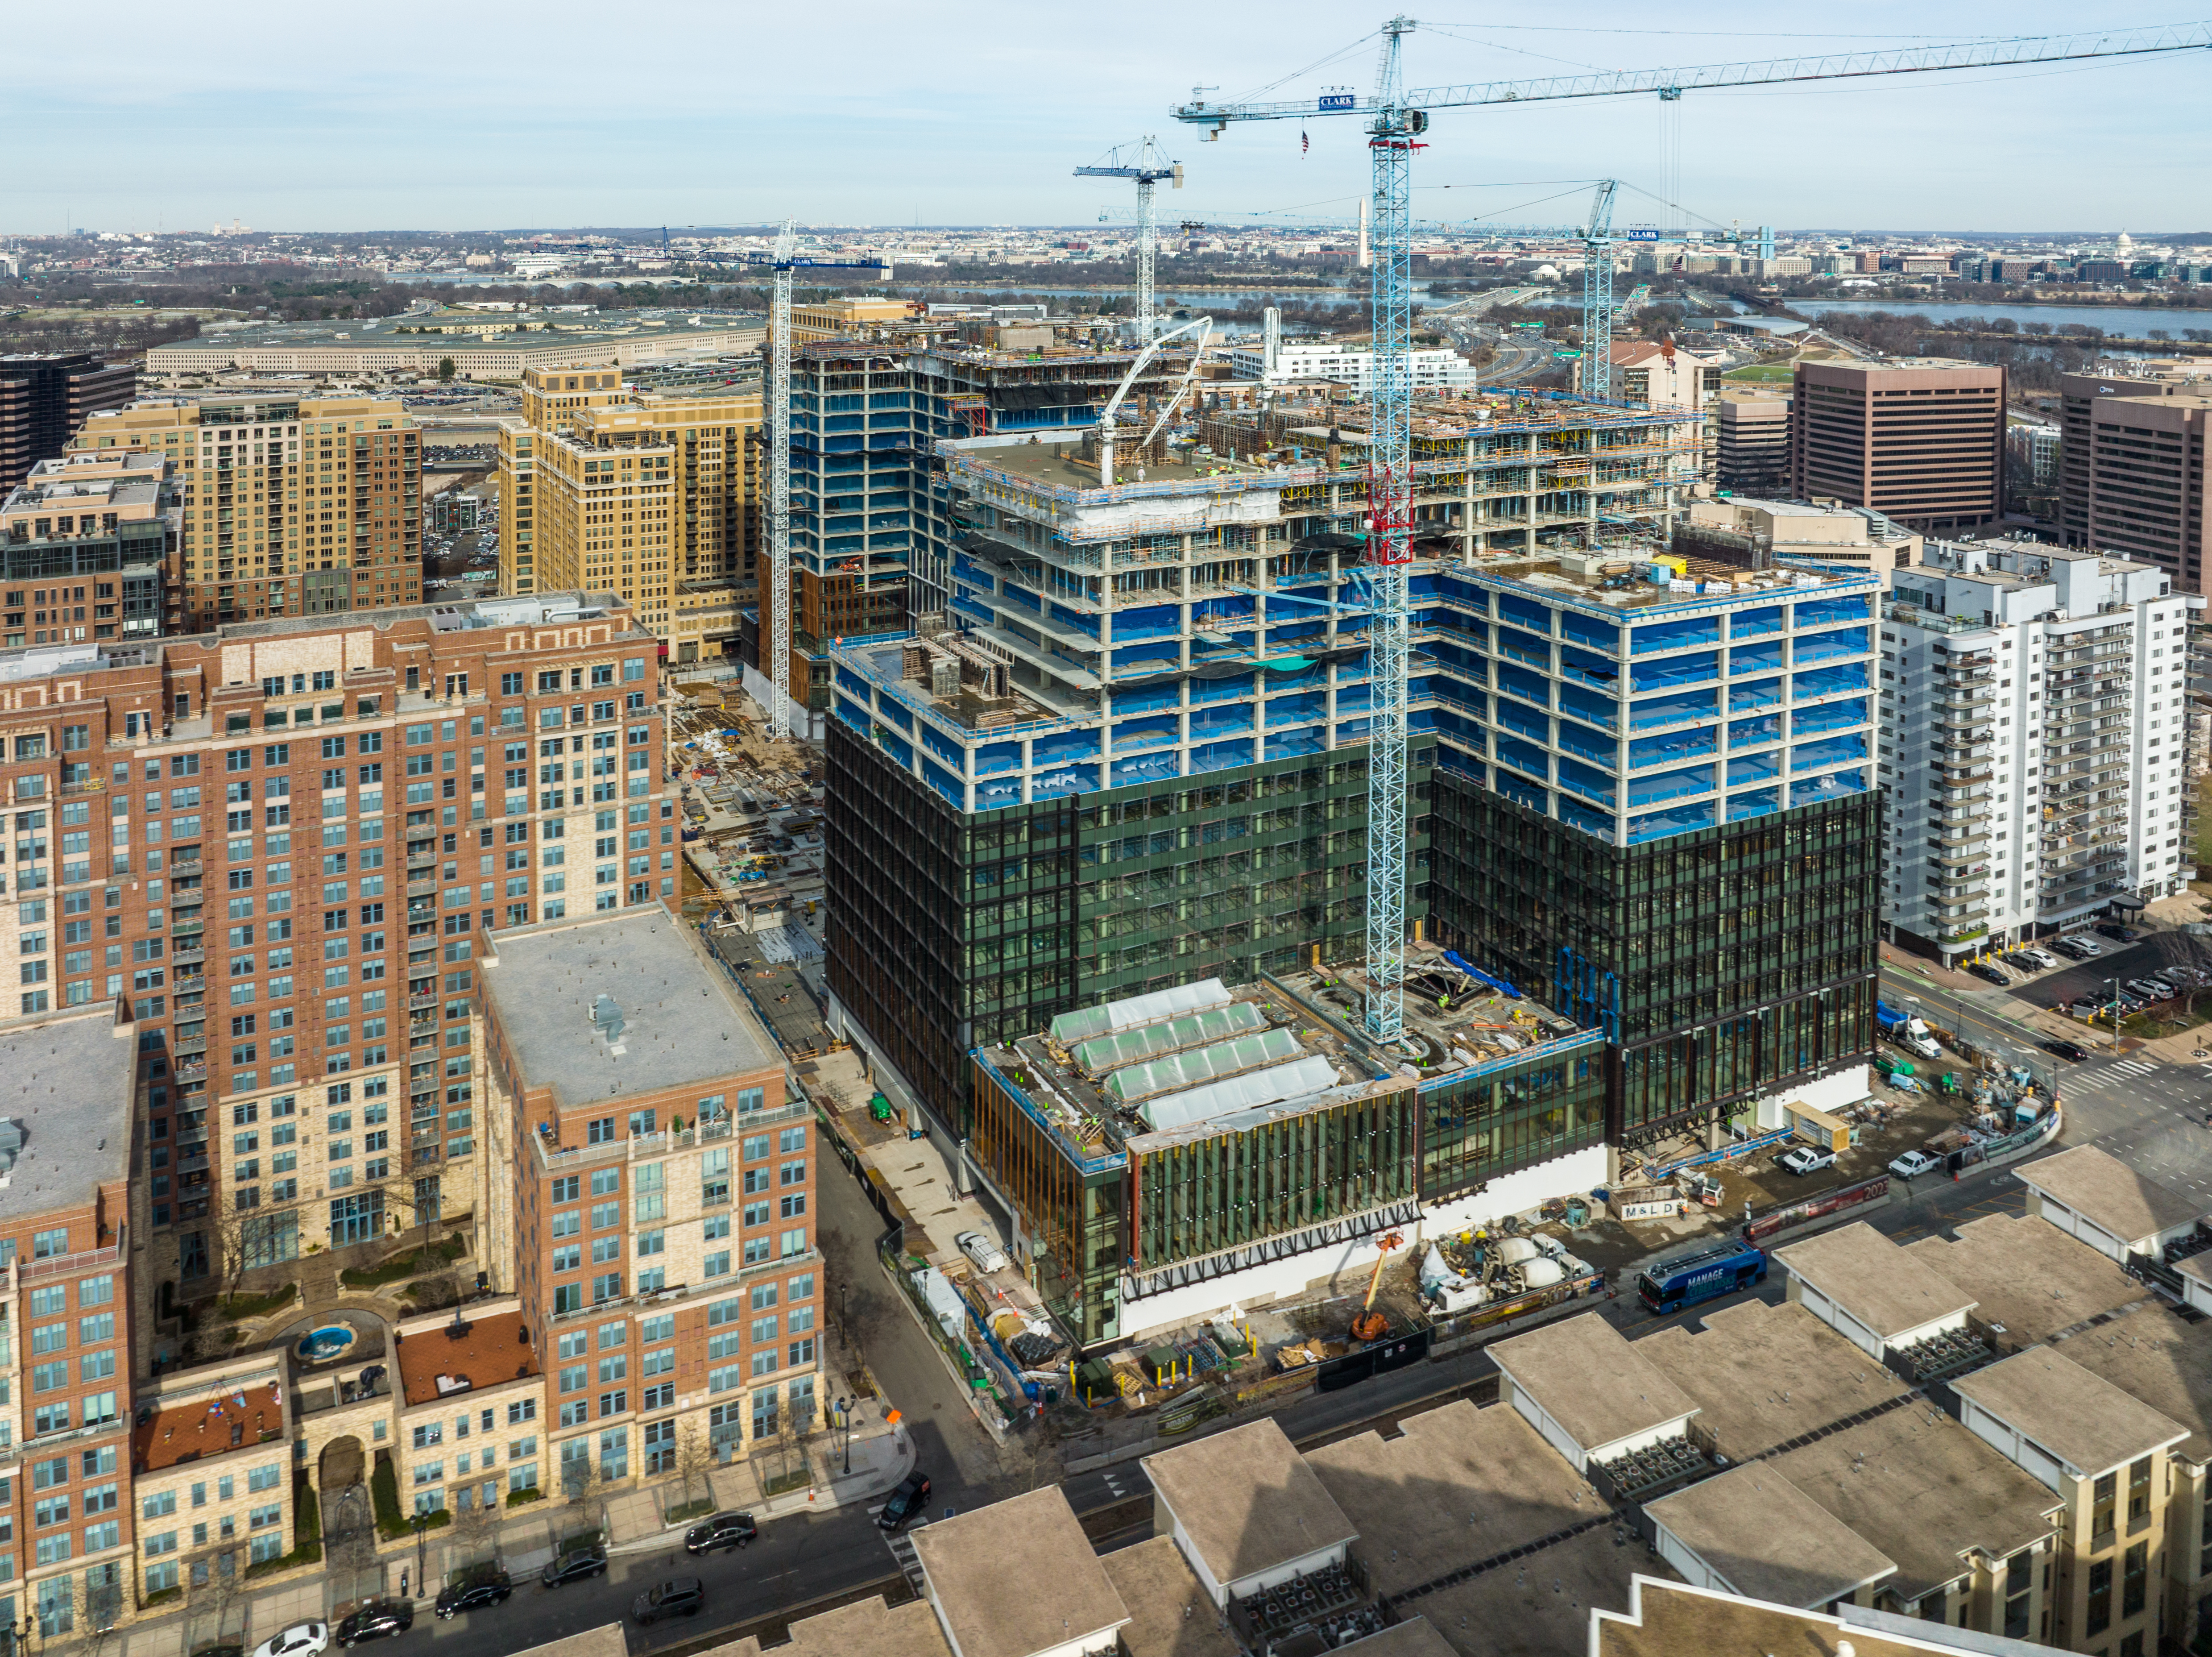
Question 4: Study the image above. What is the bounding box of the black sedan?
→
[683,1512,758,1556]
[1966,963,2009,986]
[335,1605,412,1649]
[631,1579,705,1625]
[539,1548,607,1588]
[2046,1039,2094,1063]
[433,1572,512,1620]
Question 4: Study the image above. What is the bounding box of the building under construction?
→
[755,321,1202,716]
[824,382,1726,1146]
[965,953,1603,1349]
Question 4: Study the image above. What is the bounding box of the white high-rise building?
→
[1224,338,1478,391]
[1878,540,2202,964]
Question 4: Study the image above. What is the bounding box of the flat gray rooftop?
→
[1404,1522,1673,1657]
[2047,1301,2212,1466]
[0,1004,134,1221]
[1645,1465,1896,1610]
[1954,1347,2188,1476]
[1303,1400,1597,1600]
[1142,1418,1358,1593]
[1636,1300,1912,1462]
[481,907,780,1106]
[1101,1538,1242,1657]
[2016,1145,2202,1243]
[1905,1212,2146,1350]
[1769,1403,2060,1601]
[713,1597,950,1657]
[911,1487,1128,1657]
[1774,1222,1977,1340]
[1490,1314,1697,1455]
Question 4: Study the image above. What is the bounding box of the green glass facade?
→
[1129,1086,1420,1268]
[1427,778,1880,1150]
[825,724,1430,1132]
[1417,1045,1607,1201]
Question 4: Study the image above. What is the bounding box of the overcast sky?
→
[7,1,2204,237]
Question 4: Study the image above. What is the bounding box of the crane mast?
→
[767,221,795,742]
[1075,137,1183,342]
[1174,19,2212,1041]
[1360,17,1420,1045]
[749,224,891,743]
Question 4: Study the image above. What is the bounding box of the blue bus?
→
[1636,1238,1767,1314]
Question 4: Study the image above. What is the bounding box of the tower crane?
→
[1459,180,1635,398]
[1174,19,2212,1046]
[746,221,892,742]
[1074,137,1183,342]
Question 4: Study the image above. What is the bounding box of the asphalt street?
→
[1883,958,2212,1202]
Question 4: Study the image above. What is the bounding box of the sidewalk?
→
[75,1405,914,1657]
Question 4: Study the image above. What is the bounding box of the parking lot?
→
[1989,928,2212,1023]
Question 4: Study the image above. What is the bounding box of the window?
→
[2093,1471,2117,1541]
[507,1397,537,1425]
[2088,1558,2113,1636]
[2127,1455,2152,1524]
[2122,1540,2148,1618]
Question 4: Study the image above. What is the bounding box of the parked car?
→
[2017,947,2061,970]
[2098,923,2142,943]
[539,1547,608,1588]
[434,1567,513,1620]
[2066,935,2105,956]
[876,1470,933,1532]
[956,1231,1009,1275]
[335,1603,413,1648]
[630,1579,706,1625]
[1889,1150,1943,1179]
[2046,1039,2094,1063]
[1777,1145,1837,1176]
[683,1512,758,1556]
[252,1626,329,1657]
[2050,939,2093,961]
[1966,962,2010,985]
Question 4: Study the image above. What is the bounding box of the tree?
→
[449,1489,500,1569]
[672,1420,717,1510]
[182,1559,245,1653]
[437,357,456,382]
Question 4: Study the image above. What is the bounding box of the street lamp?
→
[411,1512,430,1596]
[836,1396,853,1476]
[2106,977,2122,1052]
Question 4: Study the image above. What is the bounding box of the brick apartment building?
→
[477,906,818,1491]
[0,1001,141,1641]
[68,396,422,631]
[1791,359,2005,533]
[0,594,673,1359]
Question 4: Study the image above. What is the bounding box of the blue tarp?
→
[1443,951,1521,1000]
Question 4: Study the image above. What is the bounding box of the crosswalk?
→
[2077,1058,2160,1088]
[879,1518,927,1592]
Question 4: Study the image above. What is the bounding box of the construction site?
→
[958,947,1607,1355]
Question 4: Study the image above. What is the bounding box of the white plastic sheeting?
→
[1050,978,1231,1045]
[1105,1026,1303,1104]
[1071,999,1267,1076]
[1136,1053,1342,1132]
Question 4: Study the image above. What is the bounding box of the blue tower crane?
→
[1174,18,2212,1044]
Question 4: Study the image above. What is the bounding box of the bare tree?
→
[672,1420,716,1510]
[182,1560,245,1653]
[449,1492,500,1569]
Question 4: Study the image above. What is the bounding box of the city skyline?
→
[7,1,2210,234]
